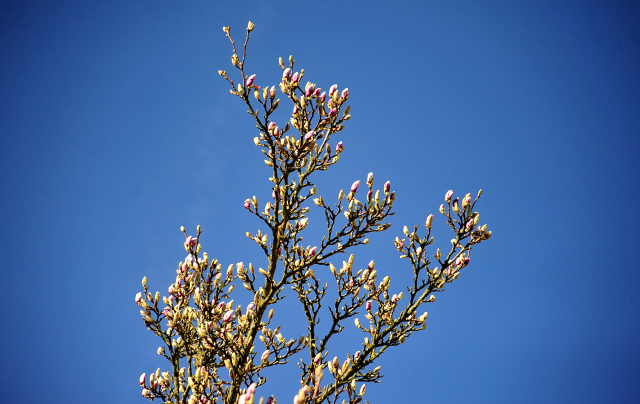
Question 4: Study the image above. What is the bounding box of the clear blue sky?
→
[1,1,639,403]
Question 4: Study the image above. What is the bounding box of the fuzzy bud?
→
[139,373,146,385]
[291,72,299,83]
[336,141,344,153]
[320,91,326,102]
[384,181,390,194]
[223,310,234,322]
[350,180,360,193]
[135,292,142,304]
[328,108,337,117]
[283,68,291,78]
[244,200,251,209]
[425,214,433,229]
[366,172,373,185]
[366,301,372,311]
[341,88,349,99]
[329,84,337,95]
[309,246,317,256]
[439,204,446,215]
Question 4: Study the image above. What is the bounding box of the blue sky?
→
[1,1,639,403]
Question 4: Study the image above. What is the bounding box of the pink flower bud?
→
[320,91,326,102]
[283,68,291,78]
[368,260,375,269]
[305,84,314,97]
[341,88,349,99]
[292,72,299,83]
[335,141,344,153]
[425,214,433,229]
[384,181,390,193]
[354,351,360,360]
[261,349,270,362]
[135,292,142,304]
[274,126,280,137]
[163,308,170,316]
[246,74,256,87]
[389,191,395,202]
[247,302,255,311]
[305,131,315,141]
[185,236,197,247]
[445,190,454,202]
[464,257,470,266]
[270,86,276,98]
[367,190,372,200]
[247,383,257,397]
[328,108,337,117]
[185,255,194,265]
[293,106,298,114]
[268,122,276,131]
[350,180,360,193]
[139,373,146,385]
[465,220,474,229]
[244,200,251,209]
[329,84,337,95]
[217,301,225,309]
[224,309,234,322]
[313,88,321,97]
[366,301,371,311]
[142,388,149,397]
[367,172,373,184]
[309,246,317,256]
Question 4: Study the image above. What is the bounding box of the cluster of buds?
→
[134,22,491,404]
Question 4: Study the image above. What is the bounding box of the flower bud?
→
[270,86,276,99]
[142,388,149,397]
[389,191,395,202]
[261,350,270,362]
[328,108,337,117]
[359,384,366,395]
[452,199,460,214]
[320,91,326,102]
[223,310,234,322]
[384,181,390,194]
[244,200,251,209]
[283,68,291,78]
[274,126,280,137]
[366,301,371,311]
[329,84,337,95]
[246,74,256,87]
[309,246,317,256]
[425,214,433,229]
[445,190,453,202]
[366,172,373,185]
[341,88,349,99]
[313,88,321,97]
[354,318,361,328]
[351,180,360,193]
[314,352,322,363]
[268,122,276,131]
[305,83,314,97]
[246,21,254,31]
[135,292,142,304]
[305,131,315,141]
[247,302,255,311]
[139,373,146,385]
[291,72,299,83]
[336,141,344,153]
[439,204,445,215]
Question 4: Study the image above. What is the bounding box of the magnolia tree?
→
[135,22,492,404]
